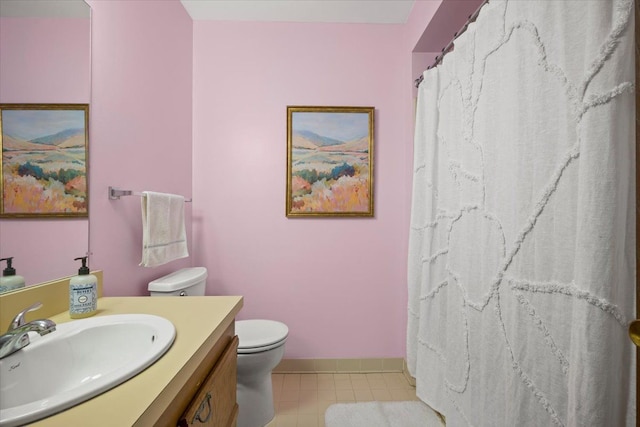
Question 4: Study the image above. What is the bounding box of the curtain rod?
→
[414,0,489,88]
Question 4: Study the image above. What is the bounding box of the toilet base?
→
[237,375,275,427]
[236,344,285,427]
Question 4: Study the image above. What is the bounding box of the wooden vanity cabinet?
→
[178,335,239,427]
[149,322,239,427]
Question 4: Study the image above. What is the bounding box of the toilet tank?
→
[148,267,207,296]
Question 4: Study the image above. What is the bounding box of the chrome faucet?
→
[0,302,56,359]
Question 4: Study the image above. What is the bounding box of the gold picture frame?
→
[0,104,89,218]
[286,106,374,217]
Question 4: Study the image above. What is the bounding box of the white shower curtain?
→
[407,1,635,426]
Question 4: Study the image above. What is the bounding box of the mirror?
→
[0,0,91,290]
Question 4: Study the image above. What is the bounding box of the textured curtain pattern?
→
[407,1,635,425]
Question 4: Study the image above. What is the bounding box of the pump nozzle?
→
[73,256,90,275]
[0,257,16,276]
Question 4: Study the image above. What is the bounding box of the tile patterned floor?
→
[265,372,419,427]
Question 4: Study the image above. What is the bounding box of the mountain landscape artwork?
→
[1,105,89,217]
[286,106,374,217]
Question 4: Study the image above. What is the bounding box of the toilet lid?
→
[236,319,288,353]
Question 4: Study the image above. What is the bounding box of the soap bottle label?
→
[70,284,97,315]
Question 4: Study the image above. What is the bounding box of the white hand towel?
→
[139,191,188,267]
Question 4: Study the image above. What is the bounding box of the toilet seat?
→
[236,319,288,354]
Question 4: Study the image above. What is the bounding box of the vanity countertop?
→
[29,296,243,426]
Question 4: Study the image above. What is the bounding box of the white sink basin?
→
[0,314,175,426]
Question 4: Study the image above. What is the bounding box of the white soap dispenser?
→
[69,256,97,319]
[0,257,26,294]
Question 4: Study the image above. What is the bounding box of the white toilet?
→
[148,267,288,427]
[235,319,288,427]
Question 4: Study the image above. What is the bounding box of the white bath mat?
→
[325,401,444,427]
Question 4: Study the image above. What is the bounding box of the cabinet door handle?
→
[192,392,213,424]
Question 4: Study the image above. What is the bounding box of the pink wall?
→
[0,0,481,359]
[405,0,441,99]
[86,0,193,295]
[0,18,90,101]
[408,0,484,97]
[192,21,410,358]
[0,17,90,285]
[405,0,442,53]
[413,0,485,53]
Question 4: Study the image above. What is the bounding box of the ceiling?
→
[179,0,416,24]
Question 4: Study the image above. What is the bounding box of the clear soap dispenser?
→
[0,257,26,294]
[69,256,97,318]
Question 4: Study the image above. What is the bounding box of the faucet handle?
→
[9,302,43,331]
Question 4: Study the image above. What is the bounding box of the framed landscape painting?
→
[286,106,374,217]
[1,104,89,218]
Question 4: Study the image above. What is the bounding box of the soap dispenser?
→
[69,256,97,319]
[0,257,26,294]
